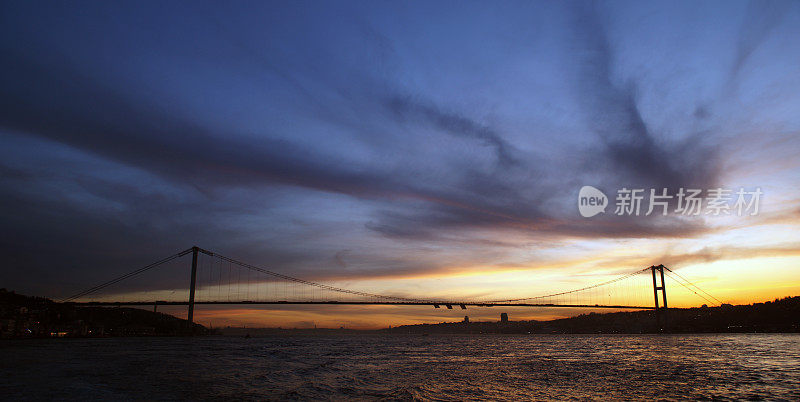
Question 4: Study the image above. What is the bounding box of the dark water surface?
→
[2,334,799,400]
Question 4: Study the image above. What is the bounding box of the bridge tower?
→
[651,264,668,331]
[187,246,199,328]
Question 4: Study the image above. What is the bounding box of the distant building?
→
[463,315,469,323]
[500,313,508,323]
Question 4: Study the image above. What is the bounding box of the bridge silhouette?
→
[62,246,723,326]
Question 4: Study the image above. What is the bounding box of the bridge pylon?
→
[651,264,668,331]
[187,246,199,329]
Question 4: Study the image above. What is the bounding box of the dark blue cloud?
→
[1,0,799,298]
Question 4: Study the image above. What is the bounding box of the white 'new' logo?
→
[578,186,607,217]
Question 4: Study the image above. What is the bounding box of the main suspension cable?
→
[204,250,428,303]
[663,271,717,306]
[663,267,724,305]
[485,267,651,303]
[62,248,193,302]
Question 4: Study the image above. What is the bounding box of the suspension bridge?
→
[62,246,723,326]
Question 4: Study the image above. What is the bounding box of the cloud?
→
[0,1,798,306]
[658,243,800,268]
[2,28,707,257]
[570,5,722,191]
[731,0,791,81]
[385,95,519,167]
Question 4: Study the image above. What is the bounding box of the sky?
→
[1,0,800,328]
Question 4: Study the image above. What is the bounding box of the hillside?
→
[383,297,800,334]
[0,289,209,338]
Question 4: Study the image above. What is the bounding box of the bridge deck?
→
[67,301,655,309]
